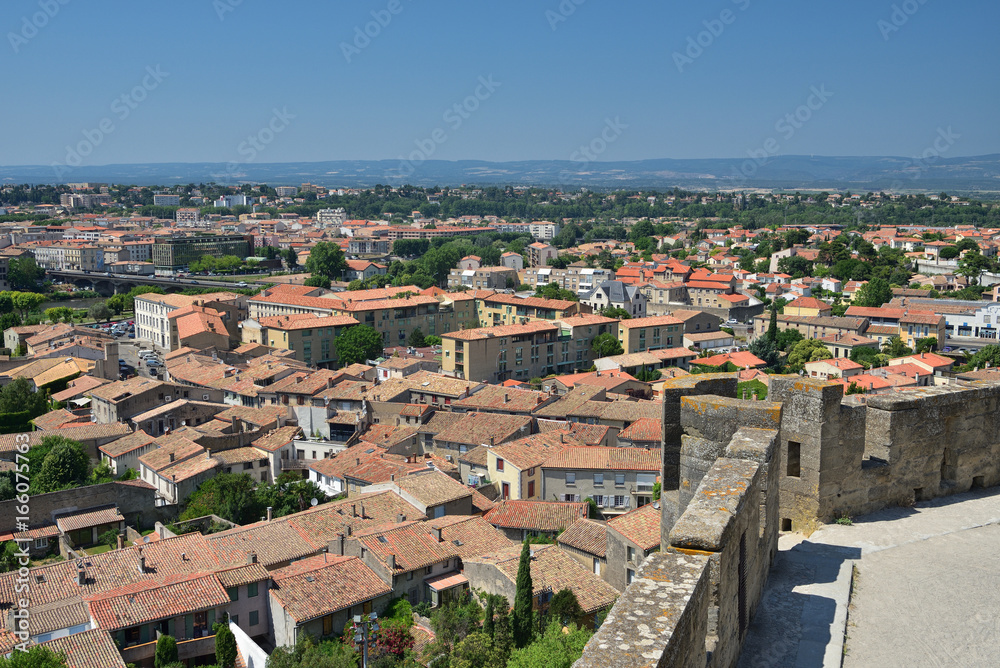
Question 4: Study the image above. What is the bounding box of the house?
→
[605,502,661,590]
[540,447,660,515]
[888,352,954,376]
[803,357,864,381]
[556,518,608,578]
[817,331,880,359]
[616,315,684,354]
[268,555,393,646]
[360,469,475,518]
[580,281,648,319]
[526,242,558,267]
[344,259,387,282]
[783,296,833,317]
[690,351,766,371]
[485,432,578,501]
[432,411,533,460]
[463,543,620,628]
[483,500,588,541]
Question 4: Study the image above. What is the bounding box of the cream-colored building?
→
[617,315,684,354]
[442,321,563,384]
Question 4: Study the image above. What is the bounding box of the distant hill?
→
[3,155,1000,194]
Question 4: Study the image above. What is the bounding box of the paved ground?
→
[738,486,1000,668]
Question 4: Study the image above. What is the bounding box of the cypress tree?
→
[483,595,496,639]
[511,542,534,648]
[766,302,778,343]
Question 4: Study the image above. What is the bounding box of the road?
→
[117,341,165,380]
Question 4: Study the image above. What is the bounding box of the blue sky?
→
[2,0,998,167]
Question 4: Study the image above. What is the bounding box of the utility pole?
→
[353,612,380,668]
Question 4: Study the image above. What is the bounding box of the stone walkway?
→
[738,486,1000,668]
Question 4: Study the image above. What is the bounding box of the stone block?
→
[670,458,760,552]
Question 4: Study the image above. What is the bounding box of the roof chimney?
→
[247,552,257,565]
[396,513,405,522]
[266,506,273,522]
[351,504,357,517]
[387,553,396,571]
[433,527,443,542]
[77,564,86,585]
[137,552,145,573]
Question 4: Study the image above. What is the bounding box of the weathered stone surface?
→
[574,550,711,668]
[670,458,760,552]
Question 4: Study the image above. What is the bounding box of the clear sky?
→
[2,0,998,167]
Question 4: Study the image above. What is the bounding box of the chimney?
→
[77,565,86,585]
[390,473,395,482]
[247,552,257,565]
[356,458,361,466]
[266,506,273,521]
[387,553,396,571]
[169,452,175,463]
[351,504,357,517]
[396,513,405,522]
[503,393,509,404]
[116,534,124,550]
[346,525,352,536]
[360,503,366,519]
[433,527,443,542]
[137,551,145,573]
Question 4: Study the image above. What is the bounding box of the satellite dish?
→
[310,498,319,507]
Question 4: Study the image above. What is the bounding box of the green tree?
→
[306,242,349,280]
[512,541,535,648]
[635,368,662,382]
[854,277,893,308]
[483,595,496,639]
[44,307,74,323]
[766,303,779,343]
[450,632,499,668]
[333,325,384,367]
[785,339,833,371]
[105,294,127,315]
[591,333,624,359]
[914,336,937,353]
[408,328,426,348]
[428,594,482,652]
[7,258,45,291]
[281,248,299,269]
[424,335,442,347]
[304,275,331,288]
[548,589,584,626]
[849,345,886,369]
[34,436,91,494]
[1,541,22,572]
[493,604,513,666]
[1,377,49,421]
[748,337,781,370]
[881,335,912,358]
[0,645,68,667]
[124,286,165,311]
[599,306,631,320]
[88,302,112,322]
[776,327,804,351]
[154,634,179,668]
[181,473,263,525]
[266,634,357,668]
[507,620,592,668]
[12,292,46,320]
[214,620,237,668]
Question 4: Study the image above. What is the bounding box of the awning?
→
[424,571,469,592]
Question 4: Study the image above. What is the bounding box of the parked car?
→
[726,318,738,325]
[236,281,248,288]
[943,347,952,352]
[190,280,199,284]
[145,359,162,368]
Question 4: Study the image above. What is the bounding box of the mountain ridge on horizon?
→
[3,154,999,194]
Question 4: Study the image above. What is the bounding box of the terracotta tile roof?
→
[98,430,157,459]
[282,491,426,550]
[137,435,205,472]
[489,432,575,469]
[213,562,270,589]
[537,422,610,445]
[452,385,550,413]
[786,296,831,310]
[50,375,110,402]
[213,447,267,466]
[692,351,766,369]
[269,555,392,623]
[251,425,302,452]
[617,417,662,443]
[426,515,517,556]
[55,506,123,534]
[89,376,166,402]
[466,543,619,613]
[85,572,231,631]
[354,521,454,573]
[806,357,863,371]
[433,412,533,447]
[40,628,127,668]
[618,315,684,329]
[542,446,660,472]
[556,314,620,327]
[894,352,953,369]
[206,520,317,568]
[388,470,472,507]
[470,488,497,514]
[484,500,587,532]
[557,518,608,558]
[406,370,483,397]
[31,408,88,431]
[865,325,898,336]
[607,502,661,551]
[25,600,91,636]
[443,321,559,341]
[553,370,640,391]
[0,423,132,457]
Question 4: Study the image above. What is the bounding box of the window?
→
[34,537,48,549]
[496,458,505,472]
[243,462,253,470]
[566,472,576,485]
[232,614,238,626]
[407,571,414,581]
[615,473,625,487]
[227,587,239,602]
[425,566,433,574]
[323,614,333,636]
[626,568,635,584]
[249,610,259,627]
[527,467,535,476]
[627,546,636,563]
[248,582,258,598]
[787,441,801,478]
[594,473,604,486]
[527,480,535,497]
[434,505,445,519]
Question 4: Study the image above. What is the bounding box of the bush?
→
[99,529,121,550]
[383,597,414,627]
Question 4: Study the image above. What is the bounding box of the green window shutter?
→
[168,618,175,638]
[139,624,150,644]
[185,614,193,639]
[208,609,216,629]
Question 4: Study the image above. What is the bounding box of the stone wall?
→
[0,481,158,535]
[577,425,778,668]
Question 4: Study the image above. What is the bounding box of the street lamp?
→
[353,612,379,668]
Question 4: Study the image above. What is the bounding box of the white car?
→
[237,281,248,288]
[726,318,738,325]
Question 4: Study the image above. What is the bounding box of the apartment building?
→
[136,292,247,349]
[520,266,612,294]
[153,193,181,206]
[316,208,347,225]
[446,265,519,290]
[442,321,564,383]
[175,208,201,225]
[555,314,620,368]
[240,314,359,366]
[151,235,251,273]
[347,238,391,255]
[540,447,660,516]
[617,315,684,354]
[275,186,299,197]
[489,220,561,240]
[33,243,105,271]
[526,242,558,268]
[477,294,587,327]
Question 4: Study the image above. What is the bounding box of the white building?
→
[153,194,181,206]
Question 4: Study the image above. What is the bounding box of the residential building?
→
[617,315,684,354]
[136,292,246,350]
[477,293,588,327]
[540,447,660,515]
[348,238,391,255]
[153,193,181,206]
[344,260,387,282]
[447,265,519,290]
[581,281,648,318]
[526,242,558,268]
[483,500,589,540]
[442,321,564,383]
[520,266,612,294]
[605,502,661,590]
[557,518,608,577]
[803,357,864,381]
[176,208,201,225]
[555,314,620,368]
